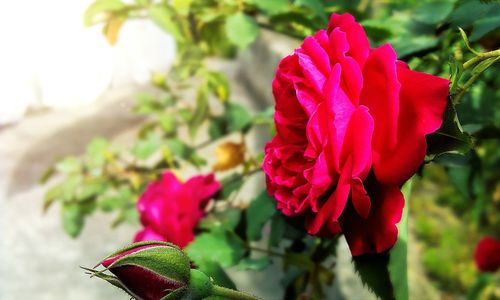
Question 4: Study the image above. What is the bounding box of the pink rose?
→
[134,171,221,248]
[474,237,500,272]
[263,13,449,256]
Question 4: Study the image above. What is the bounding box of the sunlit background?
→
[0,0,175,124]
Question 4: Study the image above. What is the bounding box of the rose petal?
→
[374,61,449,185]
[340,182,404,256]
[328,13,370,66]
[360,44,400,155]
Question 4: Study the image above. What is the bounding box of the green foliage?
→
[246,191,276,241]
[62,203,85,238]
[353,254,394,300]
[427,101,474,156]
[186,230,246,268]
[225,13,260,49]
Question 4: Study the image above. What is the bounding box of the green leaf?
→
[172,0,192,15]
[294,0,327,22]
[426,101,473,155]
[466,273,492,300]
[449,59,464,94]
[164,138,192,159]
[432,152,469,167]
[84,0,126,26]
[62,175,84,201]
[208,116,227,140]
[56,157,81,173]
[158,113,177,135]
[225,13,259,49]
[219,174,244,199]
[196,260,236,289]
[44,184,63,212]
[79,178,108,201]
[188,86,209,138]
[178,108,193,122]
[353,253,394,300]
[206,71,230,102]
[186,230,246,268]
[470,15,500,41]
[391,35,438,58]
[237,257,272,271]
[198,208,241,231]
[135,93,160,114]
[62,203,85,238]
[458,27,480,55]
[132,132,161,160]
[471,56,500,76]
[149,4,184,42]
[249,0,289,15]
[246,191,276,241]
[414,1,455,24]
[39,166,55,184]
[388,180,412,300]
[98,186,133,212]
[269,214,286,247]
[86,137,109,169]
[227,103,252,132]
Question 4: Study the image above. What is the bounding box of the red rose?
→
[474,237,500,272]
[263,13,449,256]
[134,171,221,248]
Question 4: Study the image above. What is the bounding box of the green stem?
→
[463,49,500,69]
[453,71,482,104]
[212,285,261,300]
[454,48,500,103]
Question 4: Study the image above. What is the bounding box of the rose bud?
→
[474,236,500,273]
[86,241,259,300]
[94,241,191,300]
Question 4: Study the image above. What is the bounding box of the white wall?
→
[0,0,176,124]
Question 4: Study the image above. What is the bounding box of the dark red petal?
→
[350,178,371,219]
[307,157,352,235]
[110,265,185,300]
[373,62,449,185]
[340,182,404,256]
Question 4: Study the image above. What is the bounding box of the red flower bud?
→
[474,236,500,273]
[97,241,191,300]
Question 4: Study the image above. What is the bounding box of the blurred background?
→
[0,0,499,299]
